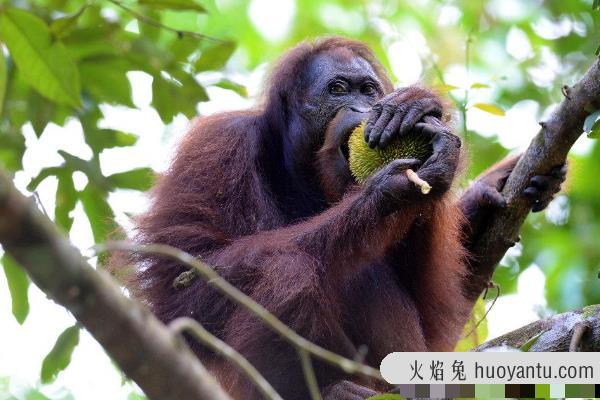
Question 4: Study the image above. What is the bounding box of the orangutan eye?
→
[329,81,348,94]
[362,83,377,95]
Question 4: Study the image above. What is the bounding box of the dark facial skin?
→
[300,53,385,139]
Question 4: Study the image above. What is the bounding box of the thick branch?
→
[475,305,600,352]
[469,58,600,293]
[0,171,231,400]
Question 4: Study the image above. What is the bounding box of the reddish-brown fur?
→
[117,38,476,399]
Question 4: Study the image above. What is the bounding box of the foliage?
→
[0,0,599,397]
[1,254,29,324]
[40,325,80,384]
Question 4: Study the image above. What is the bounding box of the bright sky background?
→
[0,0,595,398]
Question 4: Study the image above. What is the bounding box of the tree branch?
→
[0,170,232,400]
[98,241,384,382]
[468,58,600,295]
[107,0,229,43]
[169,317,283,400]
[475,305,600,352]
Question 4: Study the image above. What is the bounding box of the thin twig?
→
[462,283,500,340]
[107,0,228,44]
[169,317,283,400]
[298,349,321,400]
[95,241,383,382]
[461,32,474,138]
[569,321,590,352]
[405,169,431,194]
[32,191,49,218]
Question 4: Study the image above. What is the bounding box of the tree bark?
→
[468,58,600,295]
[0,171,231,400]
[475,305,600,352]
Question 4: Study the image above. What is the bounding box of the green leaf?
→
[214,78,248,97]
[0,46,6,116]
[584,110,600,139]
[85,129,138,154]
[0,8,81,106]
[470,82,490,89]
[79,184,115,243]
[138,0,207,13]
[58,150,107,189]
[472,102,505,116]
[62,25,120,61]
[519,331,544,352]
[41,325,80,384]
[138,9,162,41]
[80,58,133,107]
[587,121,600,139]
[596,44,600,56]
[1,254,30,325]
[195,41,235,71]
[152,73,207,122]
[27,89,59,137]
[454,297,488,351]
[55,171,77,232]
[50,5,88,39]
[107,168,154,191]
[0,127,26,172]
[27,166,62,191]
[594,0,599,10]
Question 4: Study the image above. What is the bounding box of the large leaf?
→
[107,168,154,191]
[79,184,115,243]
[63,25,120,61]
[0,46,6,116]
[1,254,30,325]
[41,325,80,384]
[0,8,81,106]
[138,0,206,13]
[195,41,235,71]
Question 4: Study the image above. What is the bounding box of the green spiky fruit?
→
[348,122,433,182]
